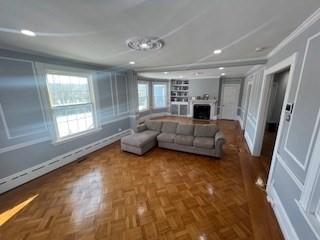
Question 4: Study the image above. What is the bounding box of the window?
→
[153,83,167,109]
[138,81,149,111]
[46,71,97,141]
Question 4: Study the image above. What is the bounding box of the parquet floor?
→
[0,118,283,240]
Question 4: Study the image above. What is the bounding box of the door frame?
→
[242,82,253,130]
[220,83,241,120]
[251,53,297,190]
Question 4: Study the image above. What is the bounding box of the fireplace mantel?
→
[189,99,217,120]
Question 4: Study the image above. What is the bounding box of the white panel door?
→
[221,84,240,120]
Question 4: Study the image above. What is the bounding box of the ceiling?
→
[138,65,255,80]
[0,0,319,70]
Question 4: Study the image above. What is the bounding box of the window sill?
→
[138,109,150,113]
[152,106,168,110]
[52,127,102,145]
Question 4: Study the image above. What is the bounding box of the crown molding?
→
[135,57,267,73]
[267,8,320,58]
[246,65,265,76]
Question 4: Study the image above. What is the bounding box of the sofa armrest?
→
[135,124,147,133]
[215,131,226,157]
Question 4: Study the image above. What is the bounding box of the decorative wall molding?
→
[246,115,256,131]
[276,153,303,191]
[244,131,254,154]
[110,72,116,116]
[115,72,130,115]
[283,32,320,171]
[0,129,131,194]
[0,103,48,140]
[267,184,299,240]
[299,114,320,217]
[0,57,49,140]
[295,200,320,239]
[0,136,51,155]
[267,8,320,58]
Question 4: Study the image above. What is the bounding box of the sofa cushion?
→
[161,122,178,133]
[145,120,162,132]
[135,124,147,133]
[193,137,215,149]
[121,130,159,147]
[176,124,194,136]
[174,135,194,146]
[157,133,176,143]
[194,124,219,137]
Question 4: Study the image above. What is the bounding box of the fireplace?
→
[193,104,211,120]
[189,99,217,120]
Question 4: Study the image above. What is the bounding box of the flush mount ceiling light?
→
[221,73,226,76]
[213,49,222,55]
[164,72,168,74]
[127,37,164,51]
[129,61,135,65]
[20,29,36,37]
[219,67,224,70]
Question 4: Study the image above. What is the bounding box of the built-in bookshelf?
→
[170,79,189,103]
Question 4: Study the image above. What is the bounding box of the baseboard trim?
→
[0,129,132,194]
[237,116,244,129]
[267,185,299,240]
[244,131,254,154]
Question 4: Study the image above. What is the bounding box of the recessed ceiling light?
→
[164,72,168,74]
[255,46,267,52]
[20,29,36,37]
[213,49,222,55]
[219,67,224,70]
[129,61,135,65]
[221,73,226,76]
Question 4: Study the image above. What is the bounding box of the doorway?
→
[221,83,240,120]
[261,69,290,173]
[252,53,297,190]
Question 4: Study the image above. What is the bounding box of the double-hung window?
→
[138,81,149,111]
[152,82,167,109]
[45,71,97,141]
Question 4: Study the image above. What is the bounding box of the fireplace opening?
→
[193,104,210,120]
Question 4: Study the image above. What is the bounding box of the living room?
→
[0,1,320,240]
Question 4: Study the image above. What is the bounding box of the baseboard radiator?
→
[0,129,132,194]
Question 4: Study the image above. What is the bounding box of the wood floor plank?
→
[0,118,283,240]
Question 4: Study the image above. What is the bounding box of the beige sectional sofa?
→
[121,120,225,158]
